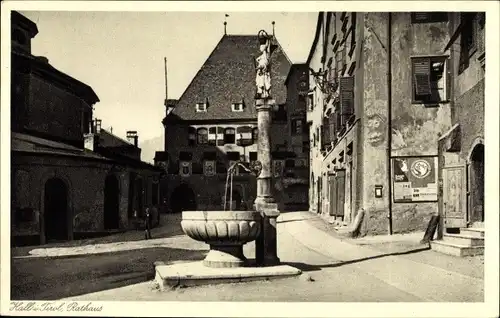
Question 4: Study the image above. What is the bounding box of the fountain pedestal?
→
[254,98,281,267]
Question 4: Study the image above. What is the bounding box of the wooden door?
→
[443,165,467,228]
[336,170,346,218]
[328,174,336,216]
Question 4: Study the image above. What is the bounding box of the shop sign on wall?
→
[392,156,438,202]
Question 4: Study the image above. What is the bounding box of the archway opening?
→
[469,143,484,224]
[104,175,120,230]
[44,178,68,242]
[170,184,196,213]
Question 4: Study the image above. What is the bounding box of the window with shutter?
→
[349,13,357,57]
[413,58,432,96]
[459,12,478,73]
[224,128,236,144]
[197,128,208,145]
[321,117,330,150]
[208,127,217,145]
[339,76,354,125]
[412,56,448,104]
[328,113,337,144]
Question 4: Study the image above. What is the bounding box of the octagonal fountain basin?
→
[181,210,261,268]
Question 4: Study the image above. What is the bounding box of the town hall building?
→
[155,30,309,213]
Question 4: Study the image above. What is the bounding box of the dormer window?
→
[231,103,244,112]
[196,103,207,112]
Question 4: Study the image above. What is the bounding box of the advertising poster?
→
[392,156,438,202]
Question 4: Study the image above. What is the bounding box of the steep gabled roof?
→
[169,35,291,122]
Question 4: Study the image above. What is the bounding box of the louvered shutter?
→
[413,58,432,96]
[339,76,354,126]
[328,113,337,143]
[320,121,329,150]
[446,57,451,101]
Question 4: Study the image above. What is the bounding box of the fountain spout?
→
[224,161,253,211]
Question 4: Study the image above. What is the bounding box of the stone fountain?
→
[181,163,261,268]
[153,29,301,290]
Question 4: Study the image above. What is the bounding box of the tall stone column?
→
[254,98,280,266]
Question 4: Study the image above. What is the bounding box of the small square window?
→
[231,103,244,112]
[196,103,207,112]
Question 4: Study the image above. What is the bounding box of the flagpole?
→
[224,14,229,35]
[164,57,168,105]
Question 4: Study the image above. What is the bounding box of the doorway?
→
[170,184,196,213]
[104,174,120,229]
[468,143,484,226]
[44,178,69,242]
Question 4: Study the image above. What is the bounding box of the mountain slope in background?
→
[139,135,163,164]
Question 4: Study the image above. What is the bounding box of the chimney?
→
[126,131,139,147]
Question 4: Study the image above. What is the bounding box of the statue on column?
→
[255,30,272,99]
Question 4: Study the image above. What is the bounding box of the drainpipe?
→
[387,13,393,235]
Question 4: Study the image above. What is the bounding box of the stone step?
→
[460,227,485,238]
[443,233,484,247]
[430,240,484,257]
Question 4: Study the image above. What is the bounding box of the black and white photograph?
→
[1,1,499,317]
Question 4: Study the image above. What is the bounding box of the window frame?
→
[195,103,207,112]
[223,127,236,144]
[292,118,303,136]
[188,127,196,146]
[231,103,244,112]
[411,55,449,105]
[196,127,209,145]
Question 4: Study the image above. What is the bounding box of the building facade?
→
[437,12,485,234]
[306,12,472,236]
[10,11,163,246]
[155,33,309,213]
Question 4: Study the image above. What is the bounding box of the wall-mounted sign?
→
[204,160,215,176]
[392,156,438,202]
[180,161,192,177]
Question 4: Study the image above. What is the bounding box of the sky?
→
[20,11,318,141]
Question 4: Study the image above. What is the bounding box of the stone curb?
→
[154,261,302,290]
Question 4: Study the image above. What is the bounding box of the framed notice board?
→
[392,156,438,203]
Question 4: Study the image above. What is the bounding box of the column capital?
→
[255,98,276,110]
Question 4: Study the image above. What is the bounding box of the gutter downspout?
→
[387,12,393,235]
